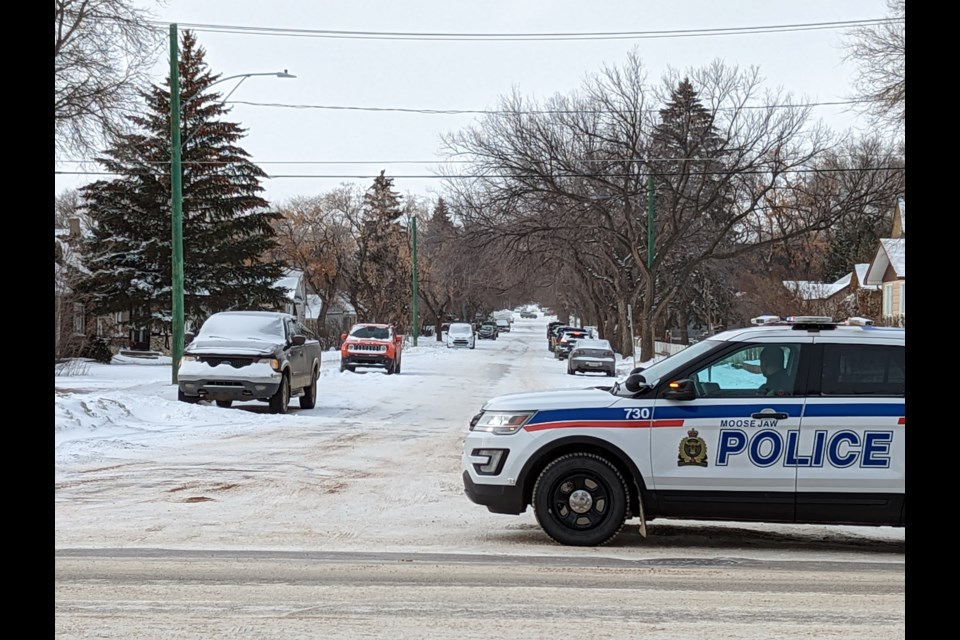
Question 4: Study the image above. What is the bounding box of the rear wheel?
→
[532,453,629,547]
[299,367,318,409]
[269,374,290,414]
[215,400,232,408]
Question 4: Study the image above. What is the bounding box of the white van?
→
[446,323,476,349]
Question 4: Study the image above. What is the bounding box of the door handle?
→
[752,412,789,420]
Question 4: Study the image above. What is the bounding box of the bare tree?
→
[843,0,905,133]
[271,188,360,341]
[55,0,164,158]
[442,52,902,361]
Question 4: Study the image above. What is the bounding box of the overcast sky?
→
[54,0,894,206]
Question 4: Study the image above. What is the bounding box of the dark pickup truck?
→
[177,311,322,414]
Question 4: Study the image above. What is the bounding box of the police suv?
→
[461,316,905,546]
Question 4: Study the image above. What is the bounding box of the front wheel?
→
[177,389,197,404]
[299,367,318,409]
[269,374,290,414]
[532,453,629,547]
[215,400,232,408]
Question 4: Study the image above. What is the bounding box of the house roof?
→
[782,271,851,300]
[274,269,304,301]
[304,293,356,320]
[864,238,905,284]
[853,263,881,291]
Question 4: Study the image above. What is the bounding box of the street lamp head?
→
[276,70,296,78]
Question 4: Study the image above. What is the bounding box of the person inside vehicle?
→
[758,346,792,396]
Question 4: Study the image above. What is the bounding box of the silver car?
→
[566,338,616,376]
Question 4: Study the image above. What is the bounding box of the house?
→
[273,269,307,323]
[864,197,905,326]
[304,292,357,343]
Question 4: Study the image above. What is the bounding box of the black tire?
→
[177,389,197,404]
[532,453,629,547]
[385,359,395,375]
[269,373,290,414]
[567,366,576,375]
[607,370,616,377]
[215,400,232,408]
[299,367,318,409]
[395,358,401,374]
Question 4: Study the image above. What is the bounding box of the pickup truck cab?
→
[177,311,322,414]
[340,323,403,374]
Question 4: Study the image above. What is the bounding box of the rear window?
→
[820,344,904,396]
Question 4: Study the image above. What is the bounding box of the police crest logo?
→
[678,428,708,467]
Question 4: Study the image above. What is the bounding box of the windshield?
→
[197,314,285,341]
[350,325,390,340]
[612,339,721,393]
[450,324,472,335]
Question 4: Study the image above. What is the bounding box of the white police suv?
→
[461,317,905,546]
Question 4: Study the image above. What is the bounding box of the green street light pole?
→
[170,24,183,385]
[411,216,419,347]
[168,22,295,383]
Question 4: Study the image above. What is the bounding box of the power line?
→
[147,18,900,42]
[225,98,869,115]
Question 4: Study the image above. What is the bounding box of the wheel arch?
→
[517,435,648,519]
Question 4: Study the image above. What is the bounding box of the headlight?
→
[180,355,197,363]
[470,411,535,435]
[257,357,281,371]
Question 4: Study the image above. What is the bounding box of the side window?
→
[820,344,904,396]
[284,319,298,341]
[688,343,801,398]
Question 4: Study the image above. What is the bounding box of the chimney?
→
[68,218,81,237]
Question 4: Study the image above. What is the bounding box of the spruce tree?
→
[355,171,412,327]
[78,30,286,339]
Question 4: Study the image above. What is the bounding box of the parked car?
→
[567,338,617,376]
[548,324,577,352]
[177,310,322,414]
[340,323,403,374]
[462,315,905,546]
[478,322,499,340]
[555,329,591,360]
[446,322,476,349]
[546,321,564,348]
[496,319,511,333]
[520,310,538,319]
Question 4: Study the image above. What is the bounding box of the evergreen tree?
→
[354,171,412,327]
[650,78,736,335]
[78,30,286,339]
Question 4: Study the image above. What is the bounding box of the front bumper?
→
[343,354,392,367]
[462,470,526,514]
[178,374,281,402]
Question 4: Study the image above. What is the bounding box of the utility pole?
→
[411,216,419,346]
[169,23,184,385]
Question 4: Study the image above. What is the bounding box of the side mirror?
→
[291,335,306,346]
[624,373,647,393]
[184,331,195,345]
[663,379,696,401]
[630,366,645,376]
[341,333,347,342]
